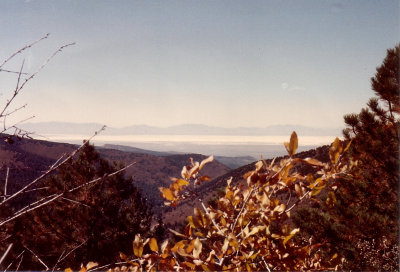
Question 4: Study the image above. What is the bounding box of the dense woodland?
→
[0,39,398,271]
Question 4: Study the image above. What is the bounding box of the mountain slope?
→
[0,136,230,213]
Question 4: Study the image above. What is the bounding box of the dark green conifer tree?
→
[3,143,152,270]
[293,45,399,270]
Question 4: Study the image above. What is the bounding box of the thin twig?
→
[14,254,23,272]
[4,168,9,197]
[1,104,28,118]
[91,261,132,271]
[263,257,272,272]
[199,199,225,236]
[57,239,88,264]
[61,197,90,208]
[0,243,13,266]
[0,194,62,227]
[51,249,65,272]
[0,161,135,227]
[24,245,49,271]
[0,126,104,206]
[231,158,292,232]
[3,250,24,272]
[231,186,256,232]
[15,42,76,96]
[14,59,24,94]
[0,68,29,75]
[0,34,49,69]
[67,162,135,194]
[24,186,50,193]
[0,41,75,120]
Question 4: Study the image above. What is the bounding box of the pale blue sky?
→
[0,0,398,128]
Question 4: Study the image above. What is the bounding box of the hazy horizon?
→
[41,133,329,158]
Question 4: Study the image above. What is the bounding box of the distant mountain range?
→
[20,122,342,136]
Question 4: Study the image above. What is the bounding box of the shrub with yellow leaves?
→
[70,132,351,272]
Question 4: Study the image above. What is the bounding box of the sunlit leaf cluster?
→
[100,132,350,271]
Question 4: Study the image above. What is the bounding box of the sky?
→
[0,0,399,129]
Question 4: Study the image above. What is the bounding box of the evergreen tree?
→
[3,143,152,270]
[293,45,399,270]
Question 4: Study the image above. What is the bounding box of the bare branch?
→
[0,33,49,70]
[3,250,24,272]
[0,161,135,227]
[0,42,75,119]
[0,68,29,75]
[0,243,13,266]
[0,126,105,206]
[24,245,49,271]
[0,193,62,227]
[198,199,225,236]
[4,168,9,198]
[53,238,88,271]
[15,42,76,95]
[14,254,23,272]
[61,197,90,208]
[51,249,65,272]
[231,186,258,232]
[14,59,25,94]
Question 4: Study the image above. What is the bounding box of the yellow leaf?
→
[192,238,202,259]
[329,137,343,164]
[65,269,73,272]
[188,163,200,177]
[199,155,214,170]
[284,131,298,157]
[283,228,299,246]
[171,240,187,253]
[149,238,159,252]
[295,184,302,196]
[255,160,263,172]
[176,179,189,187]
[169,228,187,237]
[303,157,325,167]
[183,262,196,269]
[79,268,87,272]
[119,252,128,260]
[246,226,262,237]
[161,239,169,254]
[273,203,286,213]
[187,216,196,228]
[159,187,174,201]
[186,239,195,254]
[343,139,352,153]
[330,253,338,261]
[133,234,144,257]
[86,262,98,270]
[222,238,229,254]
[194,207,205,227]
[181,166,189,179]
[199,175,211,182]
[311,187,323,196]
